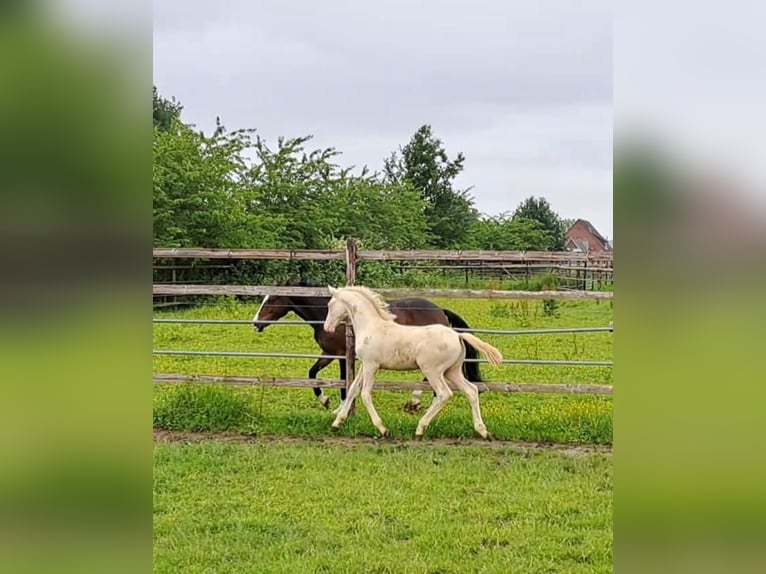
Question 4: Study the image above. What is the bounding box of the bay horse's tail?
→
[442,308,484,382]
[457,333,503,367]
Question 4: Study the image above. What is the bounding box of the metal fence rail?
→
[154,320,614,366]
[153,349,612,366]
[154,350,346,360]
[153,318,613,336]
[154,319,322,326]
[153,239,614,394]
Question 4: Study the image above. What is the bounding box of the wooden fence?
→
[152,240,613,396]
[153,245,614,294]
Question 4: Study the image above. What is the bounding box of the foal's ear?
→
[327,285,337,295]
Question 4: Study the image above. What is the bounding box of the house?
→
[564,219,612,253]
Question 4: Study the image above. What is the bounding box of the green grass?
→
[153,298,613,444]
[153,440,612,574]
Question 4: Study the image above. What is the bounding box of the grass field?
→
[153,297,613,445]
[153,438,612,574]
[153,297,613,572]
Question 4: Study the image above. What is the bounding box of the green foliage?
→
[152,103,432,256]
[468,212,558,250]
[384,124,479,248]
[153,86,182,131]
[247,135,343,249]
[151,89,587,258]
[153,118,277,248]
[330,179,431,249]
[512,196,567,250]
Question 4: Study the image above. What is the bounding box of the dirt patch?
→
[153,429,612,457]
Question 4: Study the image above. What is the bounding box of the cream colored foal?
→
[323,286,503,440]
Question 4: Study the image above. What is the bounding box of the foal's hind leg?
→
[445,364,491,440]
[414,369,453,439]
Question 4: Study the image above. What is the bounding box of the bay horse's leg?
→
[359,366,389,438]
[308,357,333,409]
[414,368,453,439]
[338,358,347,403]
[332,366,365,430]
[445,364,490,440]
[403,389,423,413]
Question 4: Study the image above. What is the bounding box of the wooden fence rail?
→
[153,373,613,396]
[153,247,613,264]
[153,284,613,300]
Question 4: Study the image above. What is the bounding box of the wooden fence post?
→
[344,238,357,392]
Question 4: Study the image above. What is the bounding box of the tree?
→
[468,213,558,251]
[384,125,478,248]
[153,118,276,248]
[512,196,566,250]
[153,86,183,131]
[329,178,431,249]
[247,135,347,249]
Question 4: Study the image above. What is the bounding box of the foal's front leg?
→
[358,366,388,438]
[331,367,363,430]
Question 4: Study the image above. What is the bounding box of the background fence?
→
[153,239,613,396]
[153,245,614,307]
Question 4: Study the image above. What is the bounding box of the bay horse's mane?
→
[340,286,397,322]
[282,280,396,322]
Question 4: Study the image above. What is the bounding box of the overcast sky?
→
[154,0,613,239]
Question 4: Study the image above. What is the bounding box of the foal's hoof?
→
[414,433,424,441]
[330,425,341,433]
[379,429,392,439]
[320,397,331,409]
[482,432,494,442]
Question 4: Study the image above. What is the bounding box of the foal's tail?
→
[442,308,483,382]
[457,333,503,366]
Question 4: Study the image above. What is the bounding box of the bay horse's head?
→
[252,292,293,332]
[252,279,330,332]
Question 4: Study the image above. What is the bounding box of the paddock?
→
[152,242,614,571]
[153,240,613,401]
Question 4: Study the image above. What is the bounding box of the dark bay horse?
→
[251,281,483,411]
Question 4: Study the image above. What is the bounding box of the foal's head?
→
[323,286,349,334]
[323,286,396,333]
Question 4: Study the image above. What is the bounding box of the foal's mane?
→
[341,286,397,322]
